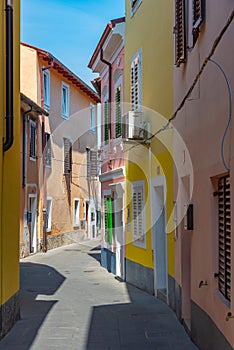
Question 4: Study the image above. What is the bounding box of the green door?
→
[104,197,113,244]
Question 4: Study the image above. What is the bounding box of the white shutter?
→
[132,182,145,245]
[130,50,142,112]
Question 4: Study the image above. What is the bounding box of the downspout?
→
[100,48,112,139]
[23,107,32,187]
[3,0,14,152]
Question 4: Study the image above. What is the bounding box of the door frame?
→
[28,194,37,254]
[150,176,168,301]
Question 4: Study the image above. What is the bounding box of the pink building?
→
[173,1,234,349]
[88,18,125,277]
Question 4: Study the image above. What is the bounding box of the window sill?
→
[44,103,50,111]
[130,0,142,17]
[30,156,37,162]
[215,290,231,309]
[62,114,69,120]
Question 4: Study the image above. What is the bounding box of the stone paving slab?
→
[0,240,199,350]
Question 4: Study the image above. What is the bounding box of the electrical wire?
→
[123,8,234,153]
[209,59,232,172]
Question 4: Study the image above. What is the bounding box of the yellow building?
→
[0,0,21,337]
[124,0,175,306]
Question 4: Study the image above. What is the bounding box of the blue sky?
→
[21,0,125,87]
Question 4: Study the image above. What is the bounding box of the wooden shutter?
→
[174,0,186,67]
[104,101,109,144]
[45,133,52,167]
[131,53,141,112]
[87,149,97,178]
[115,86,122,138]
[133,185,144,242]
[64,138,72,174]
[192,0,204,45]
[104,197,113,244]
[218,175,231,301]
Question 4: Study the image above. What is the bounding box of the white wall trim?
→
[99,167,125,183]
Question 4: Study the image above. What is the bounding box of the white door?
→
[29,195,37,253]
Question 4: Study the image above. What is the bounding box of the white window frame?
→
[131,0,142,17]
[132,180,146,249]
[29,119,37,161]
[74,198,80,227]
[61,82,70,119]
[90,103,95,134]
[46,197,52,232]
[43,70,50,109]
[131,48,142,112]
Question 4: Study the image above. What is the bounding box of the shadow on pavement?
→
[0,262,65,350]
[85,283,198,350]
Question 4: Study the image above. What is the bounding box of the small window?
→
[29,120,36,160]
[45,133,52,167]
[131,0,142,17]
[217,175,231,301]
[192,0,205,46]
[46,198,52,232]
[132,181,146,247]
[104,100,109,144]
[64,138,72,174]
[43,70,50,109]
[115,85,122,138]
[62,82,70,119]
[90,103,95,133]
[74,199,80,227]
[174,0,186,67]
[131,49,142,112]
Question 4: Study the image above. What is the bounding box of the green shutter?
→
[104,197,113,244]
[104,101,109,144]
[115,86,121,138]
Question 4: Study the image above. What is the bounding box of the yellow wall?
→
[0,1,20,304]
[124,0,174,276]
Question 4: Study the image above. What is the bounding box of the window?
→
[87,148,97,178]
[29,120,36,160]
[104,196,113,244]
[46,198,52,232]
[104,100,109,144]
[45,133,52,167]
[131,0,142,17]
[63,138,72,174]
[174,0,186,67]
[131,49,142,112]
[62,82,70,119]
[132,181,145,247]
[115,85,122,138]
[217,175,231,301]
[74,199,80,227]
[90,103,95,133]
[192,0,205,46]
[43,70,50,109]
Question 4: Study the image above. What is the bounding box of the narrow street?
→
[0,241,198,350]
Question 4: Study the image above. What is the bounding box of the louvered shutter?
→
[115,86,122,138]
[104,101,109,144]
[45,133,52,167]
[192,0,204,45]
[104,197,113,244]
[90,150,97,177]
[131,53,141,112]
[218,175,231,301]
[64,138,72,174]
[133,185,144,242]
[174,0,186,67]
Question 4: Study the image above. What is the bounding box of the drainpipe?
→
[100,48,112,139]
[3,0,14,152]
[23,107,32,187]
